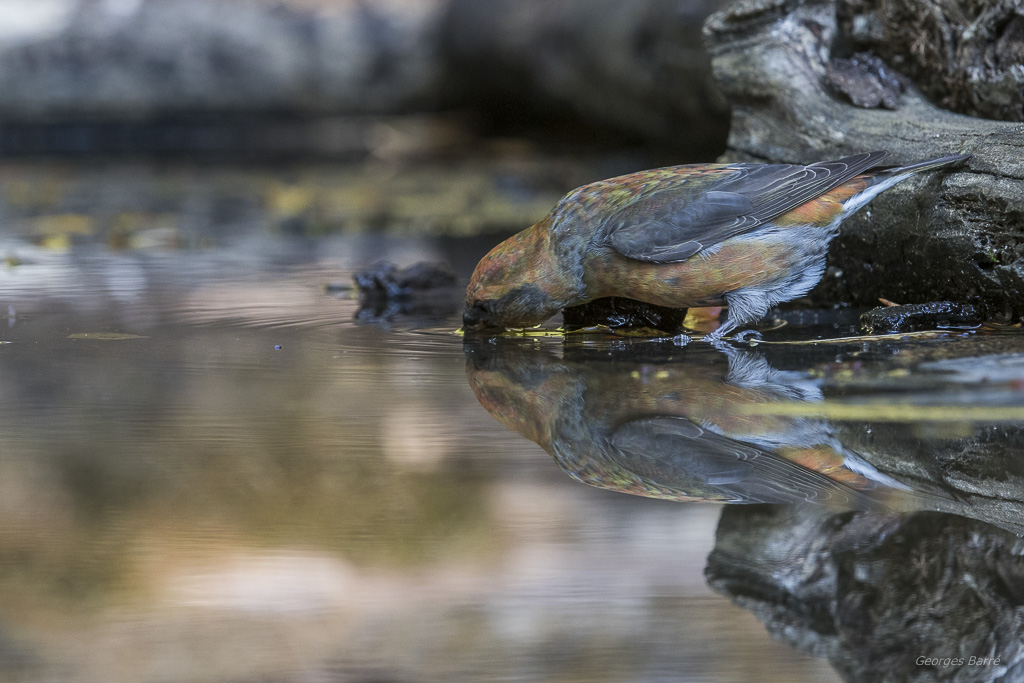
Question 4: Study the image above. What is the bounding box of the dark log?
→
[704,0,1024,321]
[442,0,731,157]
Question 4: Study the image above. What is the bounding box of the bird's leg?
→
[703,289,771,344]
[703,320,737,344]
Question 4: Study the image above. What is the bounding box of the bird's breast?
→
[584,236,815,308]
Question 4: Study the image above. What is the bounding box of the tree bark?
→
[838,0,1024,122]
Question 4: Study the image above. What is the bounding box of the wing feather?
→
[609,151,889,263]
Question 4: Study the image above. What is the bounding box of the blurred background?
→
[0,0,733,249]
[0,2,851,682]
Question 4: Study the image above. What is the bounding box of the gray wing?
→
[609,416,879,507]
[609,151,889,262]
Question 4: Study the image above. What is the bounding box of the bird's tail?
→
[841,153,971,214]
[872,153,972,179]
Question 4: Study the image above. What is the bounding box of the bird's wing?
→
[608,151,889,262]
[609,416,879,507]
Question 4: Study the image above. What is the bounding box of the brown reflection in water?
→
[465,339,920,509]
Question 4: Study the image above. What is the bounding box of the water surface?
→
[1,216,1022,682]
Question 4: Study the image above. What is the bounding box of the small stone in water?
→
[860,301,981,334]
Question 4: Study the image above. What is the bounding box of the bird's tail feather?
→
[840,153,971,215]
[873,153,972,179]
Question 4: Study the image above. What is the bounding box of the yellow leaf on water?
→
[40,234,71,251]
[35,214,94,236]
[68,333,148,340]
[267,185,315,216]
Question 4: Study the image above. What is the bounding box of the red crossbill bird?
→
[463,151,971,341]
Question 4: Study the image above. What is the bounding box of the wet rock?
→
[562,297,687,333]
[859,301,981,333]
[350,261,459,325]
[704,0,1024,322]
[825,52,906,109]
[353,260,457,298]
[706,505,1024,682]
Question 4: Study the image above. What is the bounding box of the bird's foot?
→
[701,326,761,348]
[734,329,763,344]
[702,328,731,345]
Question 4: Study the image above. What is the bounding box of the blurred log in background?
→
[0,0,729,158]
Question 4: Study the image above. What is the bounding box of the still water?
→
[0,218,1023,681]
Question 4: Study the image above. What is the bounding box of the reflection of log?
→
[835,420,1024,533]
[706,506,1024,682]
[705,0,1024,320]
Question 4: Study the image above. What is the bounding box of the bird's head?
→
[462,216,574,332]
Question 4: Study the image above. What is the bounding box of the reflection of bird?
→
[463,151,970,341]
[465,341,902,508]
[608,416,875,505]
